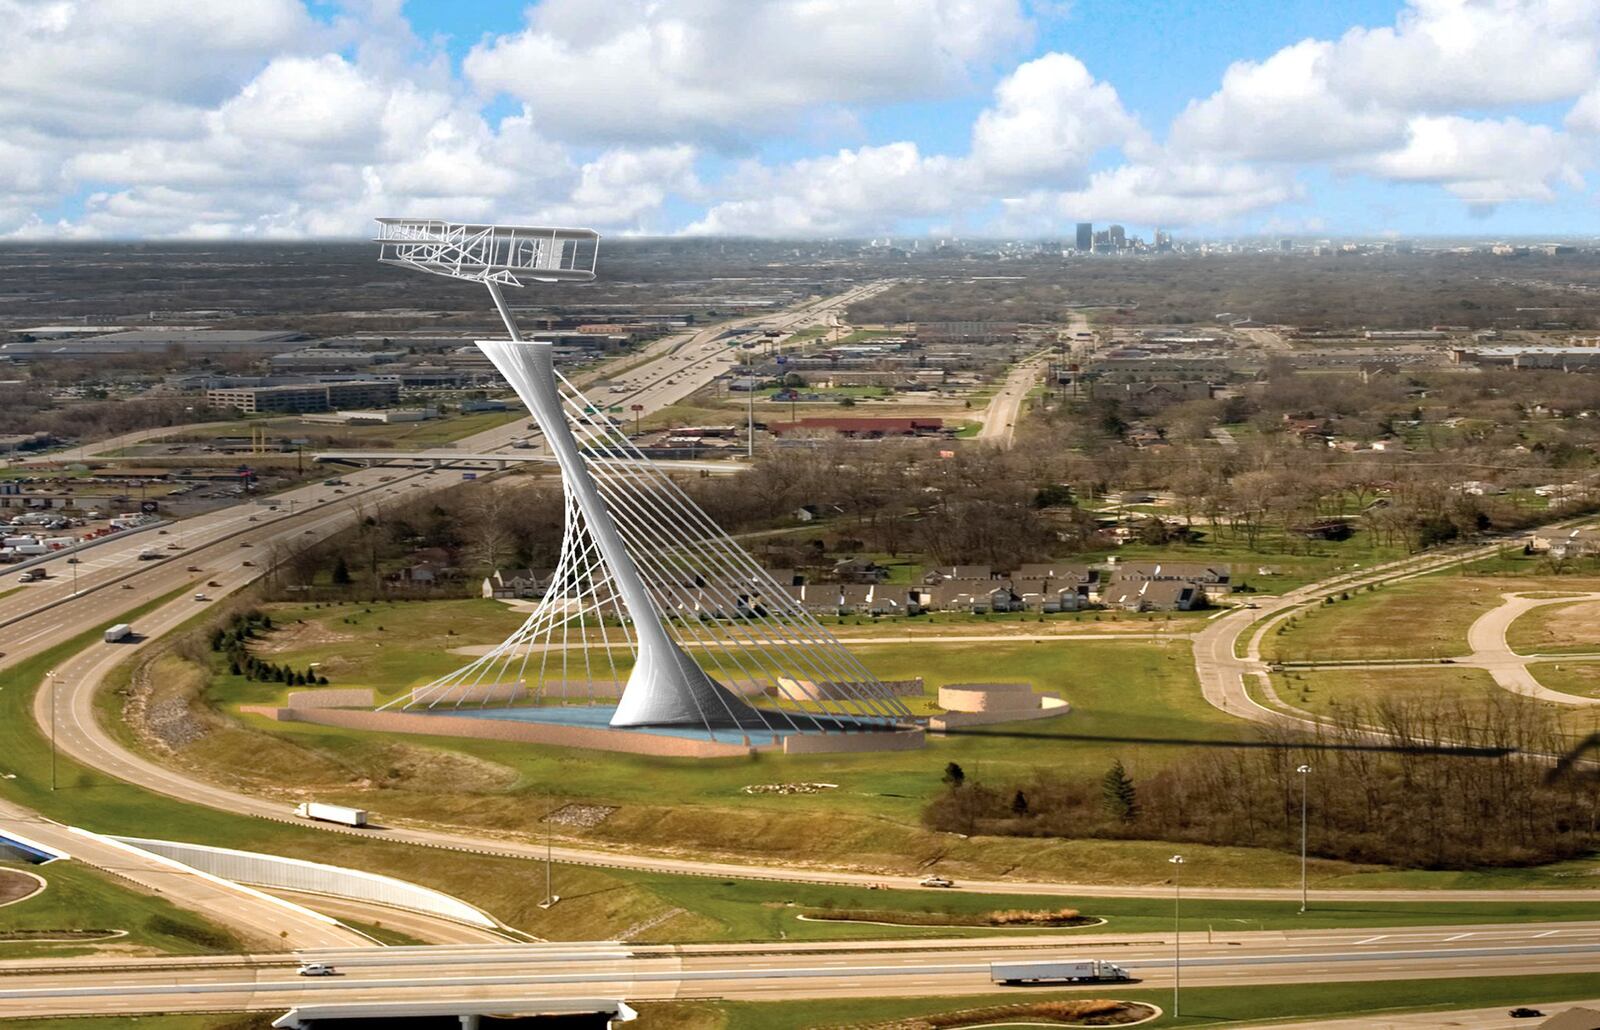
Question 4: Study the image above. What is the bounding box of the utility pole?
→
[1169,854,1184,1018]
[47,670,57,791]
[747,385,755,458]
[1297,764,1312,913]
[539,793,559,909]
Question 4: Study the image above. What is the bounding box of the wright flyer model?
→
[374,219,913,746]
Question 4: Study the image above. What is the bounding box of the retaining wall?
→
[286,688,375,710]
[109,836,496,928]
[275,706,756,758]
[938,682,1038,713]
[930,695,1070,731]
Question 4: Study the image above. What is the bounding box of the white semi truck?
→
[103,623,134,643]
[990,960,1131,985]
[294,802,368,828]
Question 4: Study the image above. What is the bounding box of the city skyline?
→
[2,0,1599,240]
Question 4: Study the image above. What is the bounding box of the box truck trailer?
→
[990,960,1131,985]
[294,802,368,827]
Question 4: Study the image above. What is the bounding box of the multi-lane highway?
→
[6,281,1598,1023]
[0,922,1595,1018]
[0,282,888,949]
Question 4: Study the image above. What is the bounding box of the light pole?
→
[46,669,57,791]
[1297,764,1312,913]
[1169,854,1184,1018]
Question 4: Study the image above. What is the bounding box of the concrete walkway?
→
[1281,591,1600,706]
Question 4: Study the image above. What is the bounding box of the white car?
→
[297,962,336,977]
[919,875,955,888]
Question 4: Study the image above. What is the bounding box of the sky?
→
[2,0,1599,240]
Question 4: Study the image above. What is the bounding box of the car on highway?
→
[186,565,201,572]
[247,516,258,522]
[241,560,255,567]
[296,962,336,977]
[207,580,221,587]
[66,557,80,564]
[239,542,252,548]
[918,875,955,888]
[193,593,209,601]
[1510,1010,1545,1019]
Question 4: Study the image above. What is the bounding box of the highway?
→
[0,922,1595,1018]
[7,283,1600,1024]
[0,281,887,948]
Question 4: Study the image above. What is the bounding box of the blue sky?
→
[2,0,1597,238]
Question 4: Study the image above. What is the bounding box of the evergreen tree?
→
[1101,759,1138,822]
[1011,790,1029,816]
[332,556,352,586]
[942,761,966,789]
[228,660,241,676]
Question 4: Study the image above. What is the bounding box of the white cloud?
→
[0,0,320,139]
[688,143,960,235]
[1325,0,1600,110]
[1171,40,1405,161]
[968,53,1146,184]
[464,0,1031,146]
[1173,1,1600,157]
[1570,83,1600,133]
[1361,115,1585,204]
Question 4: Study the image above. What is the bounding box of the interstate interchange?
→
[2,281,1597,1024]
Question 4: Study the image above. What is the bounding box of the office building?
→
[1075,223,1093,252]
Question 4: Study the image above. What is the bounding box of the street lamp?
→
[45,669,57,791]
[1297,764,1312,913]
[1169,854,1185,1018]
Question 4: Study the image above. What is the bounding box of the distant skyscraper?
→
[1076,223,1093,252]
[1280,238,1293,252]
[1155,229,1173,252]
[1109,224,1126,249]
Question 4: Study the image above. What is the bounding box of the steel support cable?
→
[558,392,900,726]
[557,407,852,732]
[555,404,842,729]
[553,429,801,734]
[556,374,910,722]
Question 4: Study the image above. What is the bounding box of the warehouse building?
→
[205,380,400,414]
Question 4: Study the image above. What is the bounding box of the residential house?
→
[833,557,891,583]
[1102,576,1204,612]
[1110,561,1231,592]
[1532,528,1600,559]
[483,567,554,599]
[922,564,994,584]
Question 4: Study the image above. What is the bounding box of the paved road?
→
[1464,591,1600,705]
[0,807,366,951]
[1,922,1596,1018]
[0,282,889,938]
[975,350,1049,446]
[23,518,1600,904]
[1190,528,1599,728]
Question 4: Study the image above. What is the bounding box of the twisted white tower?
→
[375,218,910,738]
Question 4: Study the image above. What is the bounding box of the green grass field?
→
[1529,660,1600,700]
[1508,597,1600,655]
[0,859,242,959]
[1273,665,1600,743]
[1262,571,1600,662]
[660,973,1600,1029]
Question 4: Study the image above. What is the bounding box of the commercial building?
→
[2,329,307,359]
[205,380,400,414]
[1075,223,1093,252]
